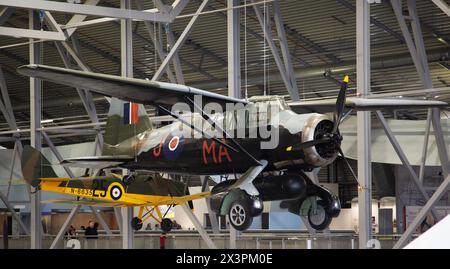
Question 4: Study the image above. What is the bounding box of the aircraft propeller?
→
[288,75,359,182]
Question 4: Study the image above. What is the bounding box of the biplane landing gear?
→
[131,217,143,231]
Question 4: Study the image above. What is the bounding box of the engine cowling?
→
[302,114,339,167]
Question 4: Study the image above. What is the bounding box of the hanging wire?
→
[263,1,267,96]
[244,0,248,100]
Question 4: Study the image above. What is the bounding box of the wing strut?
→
[156,105,239,154]
[184,96,262,166]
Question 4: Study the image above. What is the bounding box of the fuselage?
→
[114,96,340,175]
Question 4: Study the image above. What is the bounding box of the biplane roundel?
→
[162,131,185,161]
[108,182,124,201]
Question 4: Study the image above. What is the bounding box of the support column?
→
[227,0,241,99]
[356,0,372,249]
[29,9,42,249]
[120,0,133,249]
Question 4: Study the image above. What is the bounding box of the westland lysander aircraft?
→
[18,65,448,231]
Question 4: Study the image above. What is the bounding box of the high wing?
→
[60,156,135,169]
[17,64,248,108]
[42,199,125,207]
[289,97,448,113]
[41,192,211,207]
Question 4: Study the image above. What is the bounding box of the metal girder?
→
[0,190,30,235]
[64,0,100,37]
[29,10,42,249]
[180,203,218,249]
[391,0,432,88]
[0,7,14,25]
[337,0,405,43]
[200,176,220,234]
[120,0,134,250]
[393,108,450,248]
[50,205,80,249]
[273,0,299,100]
[135,0,177,83]
[152,0,210,81]
[432,0,450,17]
[90,206,113,235]
[375,111,439,219]
[167,30,186,85]
[227,0,241,99]
[0,0,171,22]
[356,0,372,249]
[0,26,66,40]
[252,0,300,100]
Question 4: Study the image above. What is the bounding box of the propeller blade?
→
[338,147,358,182]
[332,75,349,134]
[289,137,331,152]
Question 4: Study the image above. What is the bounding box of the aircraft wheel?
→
[161,218,173,233]
[307,199,332,231]
[228,200,253,231]
[131,217,143,231]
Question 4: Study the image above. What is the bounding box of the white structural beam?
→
[356,0,372,249]
[0,0,171,22]
[29,10,42,249]
[251,0,299,100]
[50,205,80,249]
[64,0,101,37]
[135,0,177,83]
[227,0,241,99]
[394,109,450,248]
[0,7,14,25]
[180,203,218,249]
[273,0,299,101]
[0,26,66,40]
[152,0,210,81]
[432,0,450,17]
[375,111,439,219]
[120,0,134,250]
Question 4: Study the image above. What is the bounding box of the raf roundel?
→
[168,136,180,151]
[110,185,122,200]
[162,132,185,161]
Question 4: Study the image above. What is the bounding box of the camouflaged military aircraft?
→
[17,64,448,231]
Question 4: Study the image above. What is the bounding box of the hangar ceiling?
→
[0,0,449,146]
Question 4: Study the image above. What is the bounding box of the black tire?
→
[228,199,253,231]
[161,218,173,233]
[131,217,143,231]
[307,199,332,231]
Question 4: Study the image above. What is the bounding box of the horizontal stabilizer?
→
[289,97,448,113]
[61,155,134,169]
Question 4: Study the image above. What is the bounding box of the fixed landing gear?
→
[130,217,173,232]
[307,199,332,231]
[228,199,253,231]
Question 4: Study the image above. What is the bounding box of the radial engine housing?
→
[302,114,339,167]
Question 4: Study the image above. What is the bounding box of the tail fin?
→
[21,145,58,187]
[102,98,153,156]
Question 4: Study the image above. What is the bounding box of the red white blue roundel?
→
[162,132,184,161]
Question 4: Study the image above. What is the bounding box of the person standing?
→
[159,232,167,249]
[84,221,98,239]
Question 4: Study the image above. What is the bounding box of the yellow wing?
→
[141,192,211,207]
[42,199,126,207]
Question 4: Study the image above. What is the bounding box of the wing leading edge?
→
[289,97,448,113]
[17,64,248,109]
